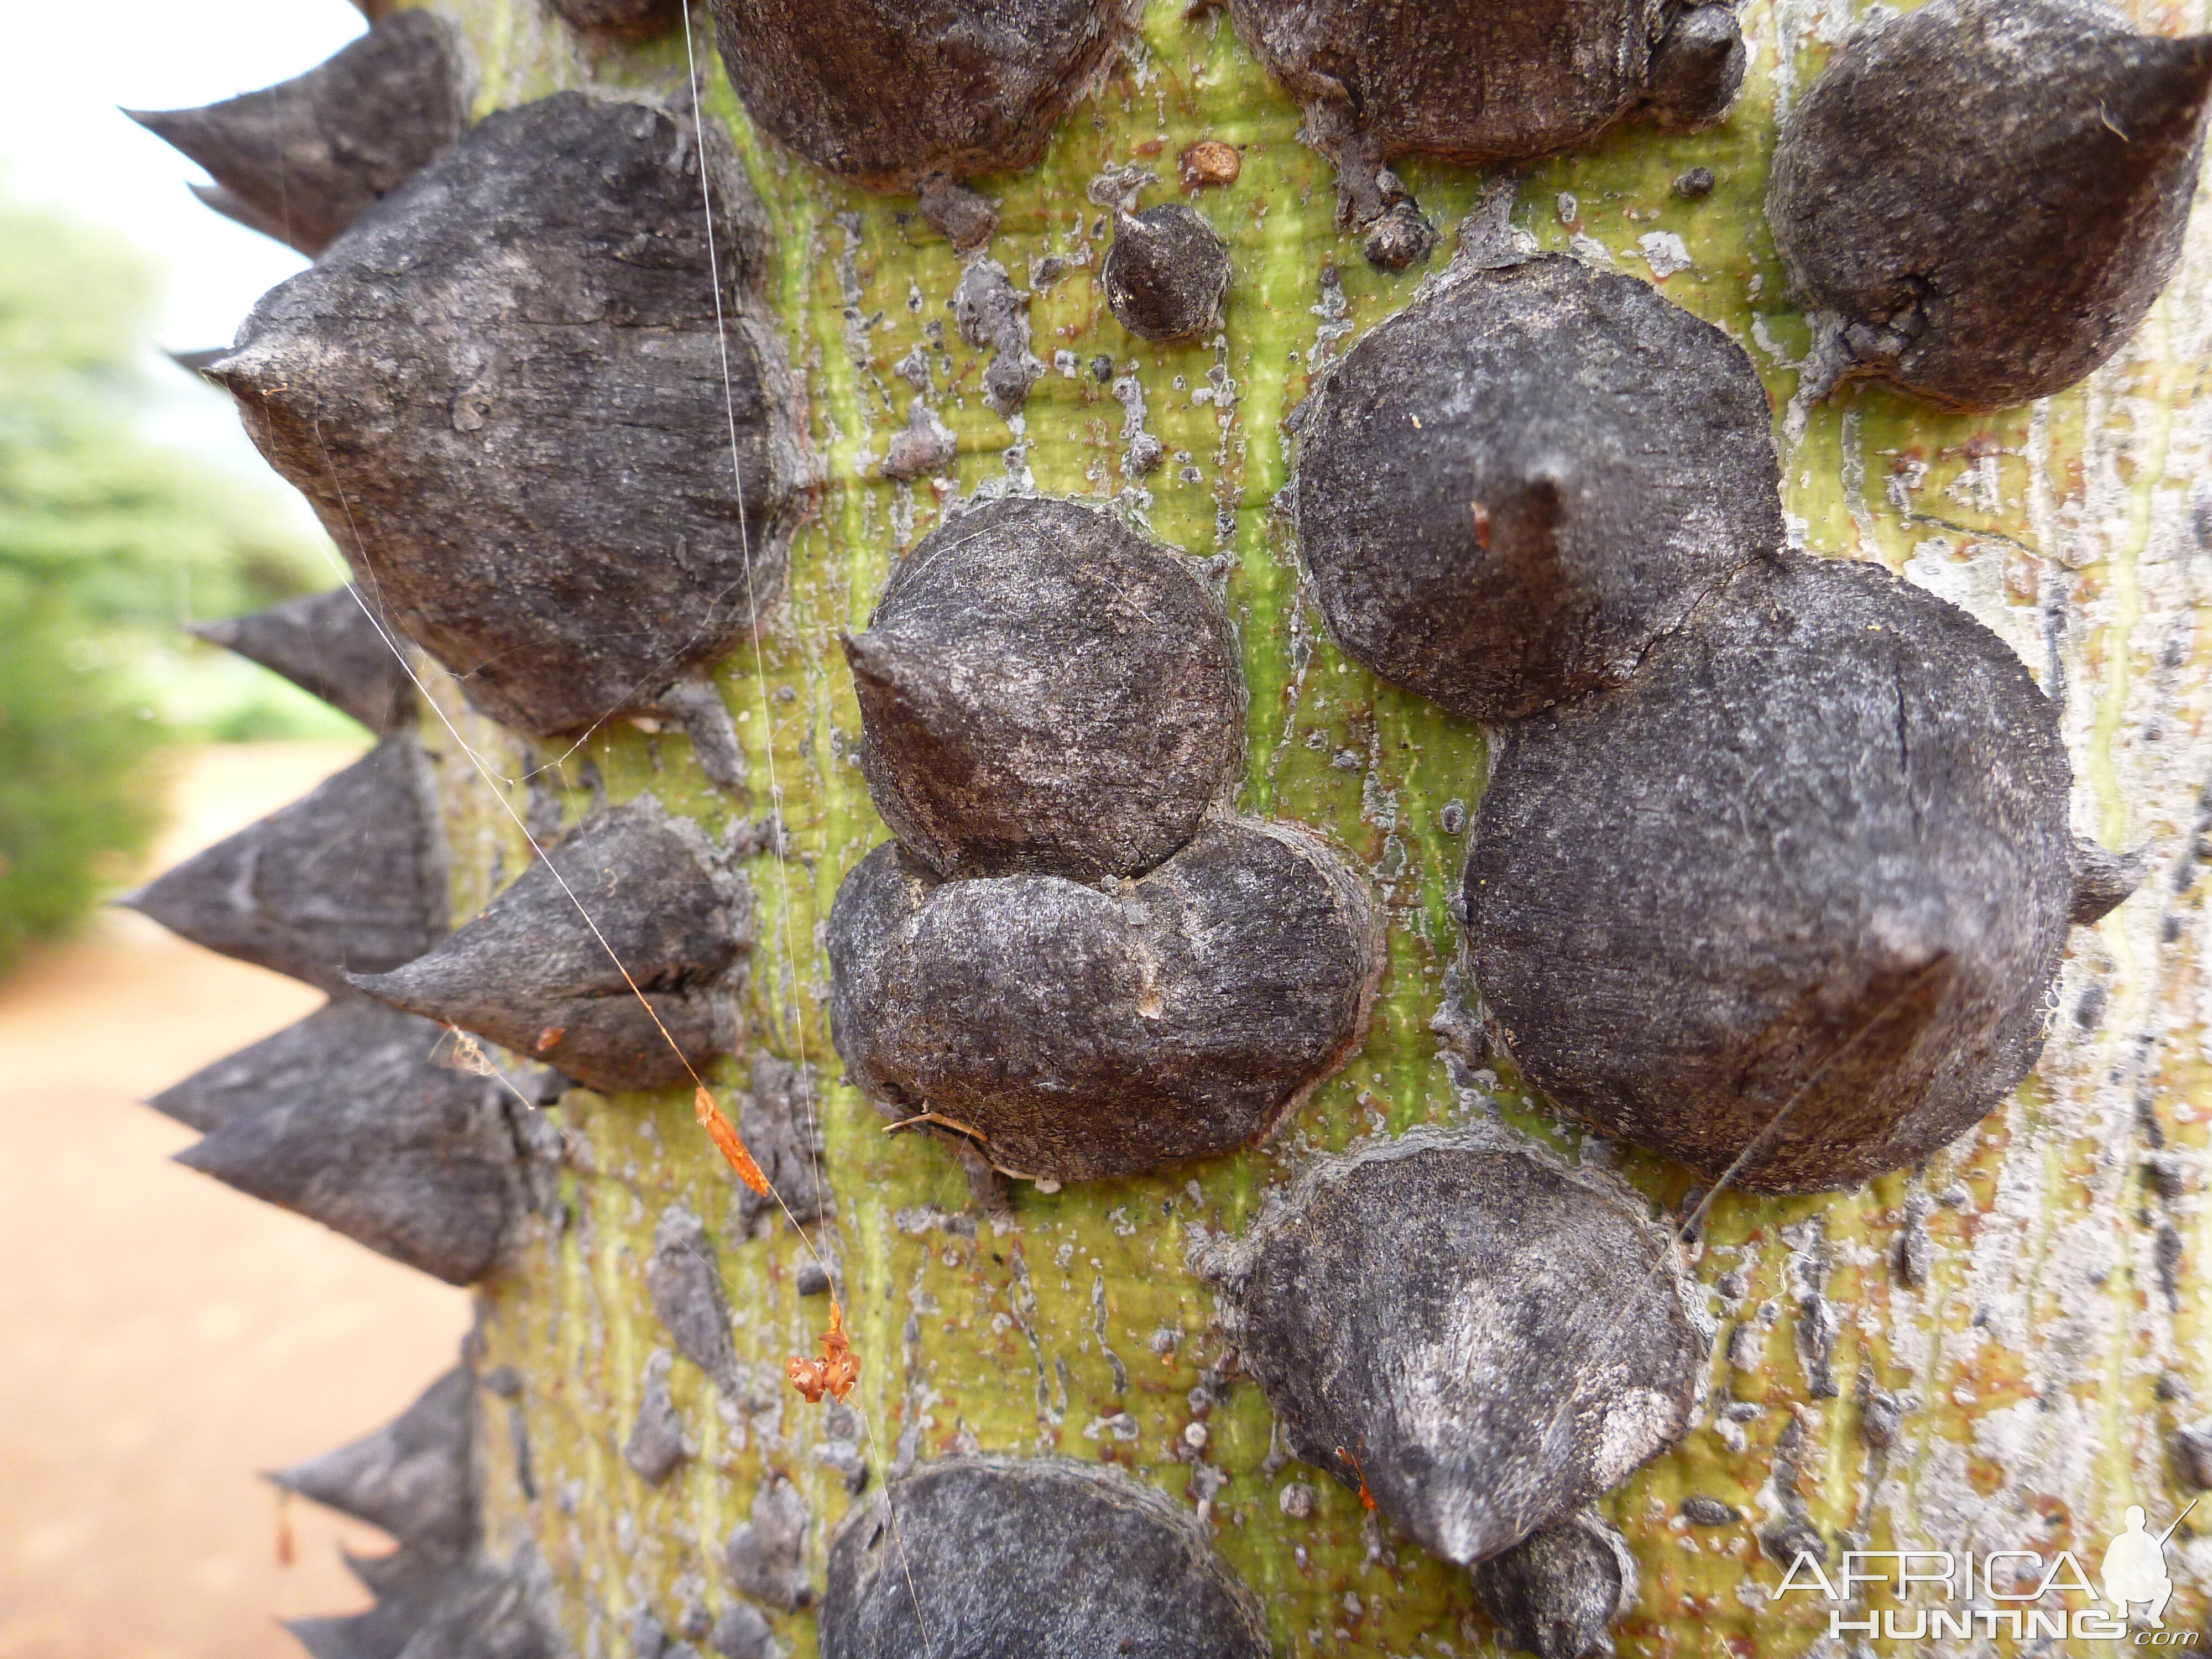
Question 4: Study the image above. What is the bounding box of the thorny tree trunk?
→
[284,0,2212,1652]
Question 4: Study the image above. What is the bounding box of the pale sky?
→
[1,0,368,474]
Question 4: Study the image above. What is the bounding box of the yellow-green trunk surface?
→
[403,0,2212,1650]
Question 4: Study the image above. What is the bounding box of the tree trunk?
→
[155,0,2212,1652]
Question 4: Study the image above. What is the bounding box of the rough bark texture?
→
[154,0,2212,1653]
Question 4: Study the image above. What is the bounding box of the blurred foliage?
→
[0,187,335,971]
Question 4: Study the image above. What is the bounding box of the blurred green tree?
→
[0,189,328,972]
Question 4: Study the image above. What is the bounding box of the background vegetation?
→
[0,185,338,973]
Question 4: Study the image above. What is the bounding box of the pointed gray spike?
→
[121,733,446,997]
[187,180,299,248]
[166,346,231,378]
[128,13,468,256]
[349,800,749,1095]
[148,989,393,1135]
[273,1367,476,1554]
[348,1543,461,1607]
[205,93,801,740]
[295,1548,557,1659]
[390,1558,562,1659]
[169,996,518,1285]
[2070,834,2149,926]
[189,586,414,733]
[296,1546,467,1659]
[287,1614,403,1659]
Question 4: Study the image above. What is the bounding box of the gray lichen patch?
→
[1465,552,2082,1193]
[707,0,1138,193]
[1198,1126,1709,1567]
[210,93,804,739]
[1101,204,1232,344]
[723,1473,811,1611]
[128,11,468,257]
[350,800,750,1097]
[821,1457,1271,1658]
[622,1349,692,1485]
[951,258,1045,417]
[827,819,1378,1181]
[121,734,447,999]
[647,1204,739,1392]
[165,995,524,1286]
[1769,0,2212,410]
[189,585,414,734]
[1294,255,1782,723]
[1227,0,1743,263]
[729,1053,828,1238]
[847,495,1244,882]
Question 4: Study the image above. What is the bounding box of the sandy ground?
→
[0,742,475,1659]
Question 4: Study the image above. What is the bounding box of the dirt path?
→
[0,743,474,1659]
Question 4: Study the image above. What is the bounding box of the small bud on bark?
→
[1101,204,1232,343]
[1471,1511,1640,1659]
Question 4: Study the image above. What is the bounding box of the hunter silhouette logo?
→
[1775,1499,2201,1644]
[2104,1503,2195,1628]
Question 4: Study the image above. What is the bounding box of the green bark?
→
[401,0,2212,1651]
